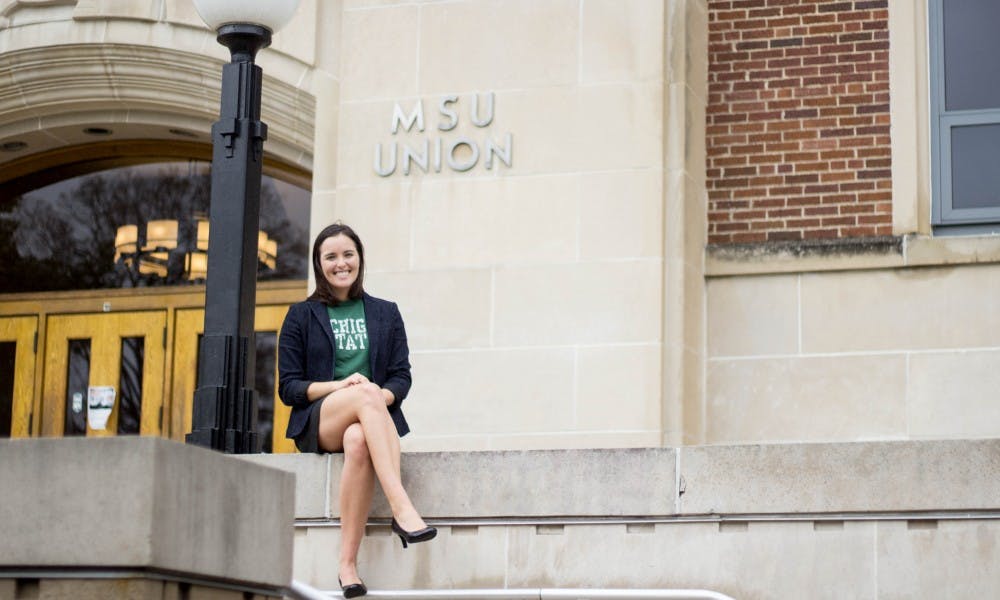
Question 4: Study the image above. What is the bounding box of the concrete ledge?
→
[253,439,1000,519]
[680,439,1000,514]
[395,449,678,518]
[0,438,295,590]
[706,234,1000,276]
[240,452,330,519]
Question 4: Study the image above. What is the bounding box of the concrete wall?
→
[0,438,295,598]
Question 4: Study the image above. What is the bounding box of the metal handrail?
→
[294,509,1000,528]
[288,581,737,600]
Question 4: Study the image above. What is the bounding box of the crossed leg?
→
[317,382,428,585]
[337,423,374,586]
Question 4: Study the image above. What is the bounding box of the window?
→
[0,159,310,293]
[930,0,1000,231]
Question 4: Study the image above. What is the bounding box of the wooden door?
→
[0,316,38,438]
[42,311,166,437]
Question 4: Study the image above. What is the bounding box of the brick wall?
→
[706,0,891,244]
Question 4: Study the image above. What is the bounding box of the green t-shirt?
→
[327,299,371,381]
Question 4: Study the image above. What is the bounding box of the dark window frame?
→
[929,0,1000,232]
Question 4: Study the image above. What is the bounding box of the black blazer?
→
[278,293,412,440]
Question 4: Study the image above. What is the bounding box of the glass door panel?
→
[42,312,166,437]
[0,316,38,438]
[172,305,293,453]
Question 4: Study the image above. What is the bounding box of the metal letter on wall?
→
[391,100,425,134]
[375,92,511,177]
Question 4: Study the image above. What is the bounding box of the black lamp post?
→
[187,0,301,453]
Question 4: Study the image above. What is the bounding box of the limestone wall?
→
[706,258,1000,443]
[309,0,707,451]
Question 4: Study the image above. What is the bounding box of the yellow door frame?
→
[0,315,38,437]
[42,311,167,437]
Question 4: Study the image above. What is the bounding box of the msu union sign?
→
[374,92,513,176]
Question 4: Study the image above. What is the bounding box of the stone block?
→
[706,274,799,357]
[239,453,331,519]
[0,438,294,590]
[685,0,710,101]
[340,5,419,101]
[290,526,340,586]
[876,520,1000,599]
[360,524,507,591]
[327,184,412,271]
[400,432,493,453]
[576,344,662,431]
[493,260,662,346]
[679,439,1000,514]
[269,0,317,66]
[164,0,204,28]
[801,264,1000,352]
[904,234,1000,267]
[906,350,1000,439]
[484,430,663,451]
[506,520,874,598]
[418,0,578,93]
[336,99,395,186]
[409,176,579,269]
[581,0,663,84]
[706,354,907,443]
[404,348,576,436]
[365,268,492,350]
[309,73,340,193]
[72,0,158,21]
[499,83,663,175]
[365,448,677,518]
[578,170,663,260]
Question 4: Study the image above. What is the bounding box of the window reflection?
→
[0,161,309,293]
[0,341,14,437]
[64,339,90,436]
[255,331,277,453]
[118,336,144,435]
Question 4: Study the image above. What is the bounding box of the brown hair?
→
[307,222,365,305]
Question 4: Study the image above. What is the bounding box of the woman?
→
[279,223,435,598]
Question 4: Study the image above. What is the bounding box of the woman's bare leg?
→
[338,423,374,586]
[318,383,428,531]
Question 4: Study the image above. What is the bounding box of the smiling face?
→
[319,233,361,301]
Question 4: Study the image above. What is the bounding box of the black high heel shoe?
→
[339,577,367,599]
[391,517,437,549]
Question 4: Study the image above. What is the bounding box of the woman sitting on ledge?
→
[279,222,435,598]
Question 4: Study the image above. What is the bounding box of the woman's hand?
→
[307,373,369,401]
[342,373,369,387]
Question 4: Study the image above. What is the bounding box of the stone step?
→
[245,439,1000,598]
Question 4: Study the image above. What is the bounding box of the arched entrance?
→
[0,42,316,452]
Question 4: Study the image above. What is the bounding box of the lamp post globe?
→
[187,0,301,453]
[191,0,300,34]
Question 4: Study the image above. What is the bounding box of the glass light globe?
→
[192,0,301,33]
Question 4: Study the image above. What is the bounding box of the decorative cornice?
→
[0,0,77,28]
[0,43,314,166]
[1,0,77,18]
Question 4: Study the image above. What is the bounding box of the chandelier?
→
[113,217,277,281]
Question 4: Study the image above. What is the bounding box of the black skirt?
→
[293,397,327,454]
